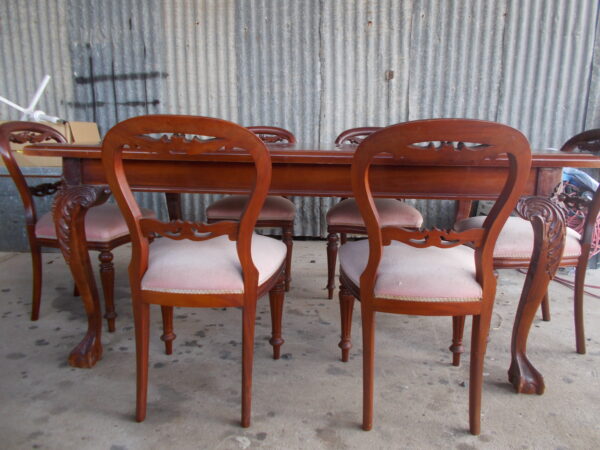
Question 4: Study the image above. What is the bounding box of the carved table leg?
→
[53,185,111,368]
[508,197,565,394]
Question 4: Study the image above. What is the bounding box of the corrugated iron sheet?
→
[1,0,599,248]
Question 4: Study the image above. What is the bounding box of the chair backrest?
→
[335,127,382,145]
[0,121,67,229]
[352,119,531,304]
[102,115,272,295]
[247,126,296,144]
[560,129,600,248]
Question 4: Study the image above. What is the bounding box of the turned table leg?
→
[53,185,111,368]
[508,197,566,394]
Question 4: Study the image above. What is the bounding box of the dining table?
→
[23,140,600,396]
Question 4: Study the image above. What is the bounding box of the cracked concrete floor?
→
[0,240,599,449]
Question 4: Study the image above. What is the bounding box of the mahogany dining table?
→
[23,140,600,396]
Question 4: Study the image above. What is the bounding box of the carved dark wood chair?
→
[102,115,287,426]
[206,126,296,291]
[325,127,424,298]
[453,129,600,361]
[336,119,531,434]
[0,121,155,331]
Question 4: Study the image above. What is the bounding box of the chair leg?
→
[73,283,79,297]
[241,299,258,428]
[450,315,466,367]
[361,303,375,431]
[469,313,491,436]
[338,283,355,362]
[268,277,286,360]
[540,292,551,322]
[340,232,348,245]
[30,245,42,321]
[160,306,176,355]
[133,301,150,422]
[282,224,293,291]
[574,265,587,354]
[326,232,339,299]
[98,250,117,332]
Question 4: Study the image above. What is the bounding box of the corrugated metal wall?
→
[1,0,599,247]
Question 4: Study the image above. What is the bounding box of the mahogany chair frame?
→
[206,126,296,291]
[0,121,127,331]
[338,119,531,434]
[450,129,600,366]
[326,128,383,298]
[102,115,286,426]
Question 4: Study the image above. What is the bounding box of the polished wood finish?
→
[207,126,296,291]
[338,119,531,434]
[0,122,128,333]
[101,115,286,426]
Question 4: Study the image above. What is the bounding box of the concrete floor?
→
[0,240,599,449]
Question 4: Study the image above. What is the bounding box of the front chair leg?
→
[98,250,117,332]
[241,298,258,428]
[540,292,551,321]
[30,245,43,321]
[450,315,466,366]
[338,283,355,362]
[268,276,286,360]
[282,225,293,291]
[326,232,339,299]
[160,306,176,355]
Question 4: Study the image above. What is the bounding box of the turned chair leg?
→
[30,245,43,321]
[134,301,150,422]
[540,292,551,321]
[338,283,355,362]
[268,277,286,360]
[241,299,258,428]
[160,306,176,355]
[326,232,339,299]
[98,250,117,332]
[450,315,466,366]
[282,224,293,291]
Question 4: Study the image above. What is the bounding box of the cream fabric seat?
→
[340,239,482,302]
[142,234,287,294]
[206,195,296,221]
[455,215,582,259]
[35,203,156,242]
[326,198,423,227]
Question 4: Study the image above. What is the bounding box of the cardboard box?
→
[0,121,100,168]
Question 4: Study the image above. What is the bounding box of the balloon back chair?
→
[337,119,531,434]
[206,126,296,291]
[325,127,424,298]
[454,128,600,359]
[0,121,154,330]
[102,115,287,426]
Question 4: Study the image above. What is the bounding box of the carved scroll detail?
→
[382,226,484,248]
[52,185,111,263]
[9,130,58,144]
[140,218,237,241]
[516,196,566,277]
[29,180,63,197]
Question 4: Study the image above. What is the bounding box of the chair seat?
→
[455,216,582,259]
[206,195,296,221]
[339,239,482,302]
[35,204,156,242]
[141,234,287,294]
[326,198,423,228]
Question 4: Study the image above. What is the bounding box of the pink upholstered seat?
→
[340,239,482,302]
[142,234,287,294]
[206,195,296,221]
[35,204,156,242]
[455,215,582,259]
[327,198,423,227]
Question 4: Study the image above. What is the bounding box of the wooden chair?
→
[206,126,296,291]
[102,115,287,426]
[336,119,531,434]
[325,127,424,298]
[0,121,155,331]
[452,129,600,361]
